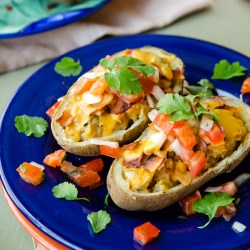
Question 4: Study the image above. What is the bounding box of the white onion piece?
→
[80,71,105,80]
[146,94,155,108]
[200,116,214,132]
[204,186,222,193]
[170,139,184,156]
[148,109,158,122]
[89,138,119,148]
[151,85,165,101]
[149,130,167,149]
[29,161,45,171]
[151,66,159,83]
[232,221,246,233]
[83,92,102,104]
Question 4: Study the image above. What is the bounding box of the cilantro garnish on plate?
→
[87,210,111,233]
[52,182,89,201]
[100,56,156,95]
[14,114,48,138]
[212,59,247,80]
[193,192,234,229]
[55,57,82,77]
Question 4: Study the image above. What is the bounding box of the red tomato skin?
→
[16,162,44,186]
[100,145,121,158]
[134,222,160,245]
[173,122,197,149]
[46,100,61,119]
[79,158,104,172]
[188,150,207,178]
[199,124,224,146]
[240,77,250,94]
[43,149,66,168]
[70,169,101,188]
[179,190,202,215]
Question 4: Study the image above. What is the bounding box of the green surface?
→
[0,0,249,249]
[0,0,107,34]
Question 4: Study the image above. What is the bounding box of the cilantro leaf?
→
[52,182,89,201]
[193,192,234,229]
[157,93,194,121]
[105,67,142,95]
[185,79,215,97]
[157,93,219,122]
[55,57,82,77]
[212,59,247,80]
[100,56,156,95]
[14,115,48,138]
[87,210,111,233]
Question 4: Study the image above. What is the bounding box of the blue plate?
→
[0,0,110,39]
[1,34,250,250]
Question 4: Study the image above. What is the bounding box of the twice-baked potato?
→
[107,94,250,211]
[51,46,185,156]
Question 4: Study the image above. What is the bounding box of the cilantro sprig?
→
[157,93,219,122]
[52,182,89,201]
[193,192,234,229]
[87,210,111,233]
[185,79,215,97]
[14,115,48,138]
[55,57,82,77]
[212,59,247,80]
[100,56,156,95]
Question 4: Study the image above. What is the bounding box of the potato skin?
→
[107,96,250,211]
[51,46,184,156]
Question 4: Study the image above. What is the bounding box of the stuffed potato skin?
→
[51,46,185,156]
[107,96,250,211]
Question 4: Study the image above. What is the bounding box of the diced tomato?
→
[100,145,121,158]
[140,78,155,94]
[57,108,74,127]
[60,160,77,174]
[179,148,194,162]
[219,181,238,197]
[46,100,61,119]
[153,114,191,137]
[43,149,66,168]
[199,124,224,146]
[79,158,104,172]
[16,162,44,186]
[89,179,104,190]
[188,150,207,178]
[173,122,197,149]
[69,168,101,188]
[179,190,202,215]
[240,77,250,94]
[215,203,236,221]
[134,222,160,245]
[74,77,96,95]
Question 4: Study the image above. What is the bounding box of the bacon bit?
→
[123,155,143,168]
[143,155,165,172]
[89,93,113,116]
[122,141,140,151]
[110,97,131,114]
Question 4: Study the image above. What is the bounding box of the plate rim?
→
[1,34,250,250]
